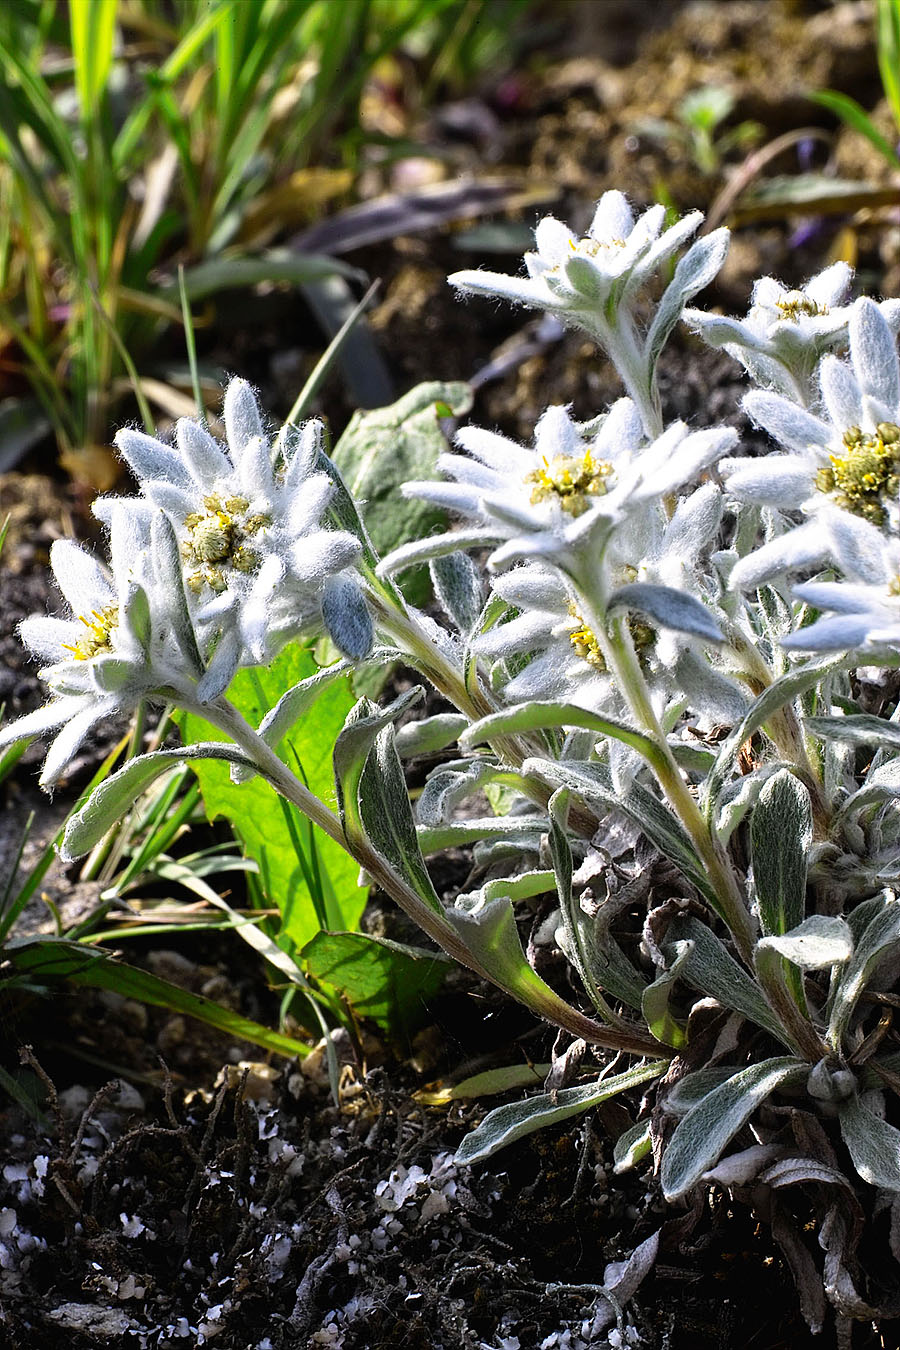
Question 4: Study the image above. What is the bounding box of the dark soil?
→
[2,1,900,1346]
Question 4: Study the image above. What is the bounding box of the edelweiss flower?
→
[449,191,704,314]
[402,399,737,575]
[473,483,728,711]
[725,298,900,589]
[111,379,367,698]
[783,536,900,652]
[686,264,900,404]
[0,504,194,785]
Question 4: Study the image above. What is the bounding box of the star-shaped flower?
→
[686,264,900,404]
[724,298,900,589]
[0,503,196,785]
[110,379,368,698]
[401,399,736,576]
[783,536,900,652]
[449,191,705,315]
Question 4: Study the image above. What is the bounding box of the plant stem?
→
[573,590,755,963]
[188,692,662,1057]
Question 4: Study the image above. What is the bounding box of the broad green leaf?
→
[838,1094,900,1191]
[301,930,449,1038]
[456,1060,667,1165]
[181,645,365,949]
[331,380,472,601]
[661,1058,805,1200]
[61,745,252,861]
[5,938,311,1060]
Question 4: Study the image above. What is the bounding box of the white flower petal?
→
[176,418,231,489]
[115,428,194,490]
[533,215,576,265]
[289,530,360,583]
[18,616,83,661]
[224,378,265,455]
[730,521,829,588]
[448,268,550,310]
[589,190,634,243]
[819,356,863,430]
[0,695,86,749]
[850,297,900,415]
[806,261,852,309]
[781,614,876,651]
[742,391,831,453]
[50,540,115,616]
[39,697,119,786]
[473,610,554,658]
[723,457,816,508]
[454,427,526,475]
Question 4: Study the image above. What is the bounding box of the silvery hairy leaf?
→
[645,228,730,378]
[833,758,900,829]
[757,915,853,970]
[751,769,812,937]
[459,700,658,762]
[805,714,900,754]
[449,895,663,1058]
[663,916,787,1044]
[661,1057,806,1201]
[455,1061,667,1165]
[526,757,720,914]
[641,940,690,1048]
[548,787,635,1026]
[417,814,547,854]
[662,1066,741,1119]
[321,573,374,659]
[828,892,900,1047]
[837,1094,900,1192]
[714,762,788,845]
[703,655,850,823]
[393,713,469,758]
[612,1119,653,1174]
[416,758,526,827]
[607,582,724,643]
[61,745,256,860]
[430,550,484,638]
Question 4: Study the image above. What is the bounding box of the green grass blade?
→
[877,0,900,135]
[810,88,900,166]
[69,0,117,124]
